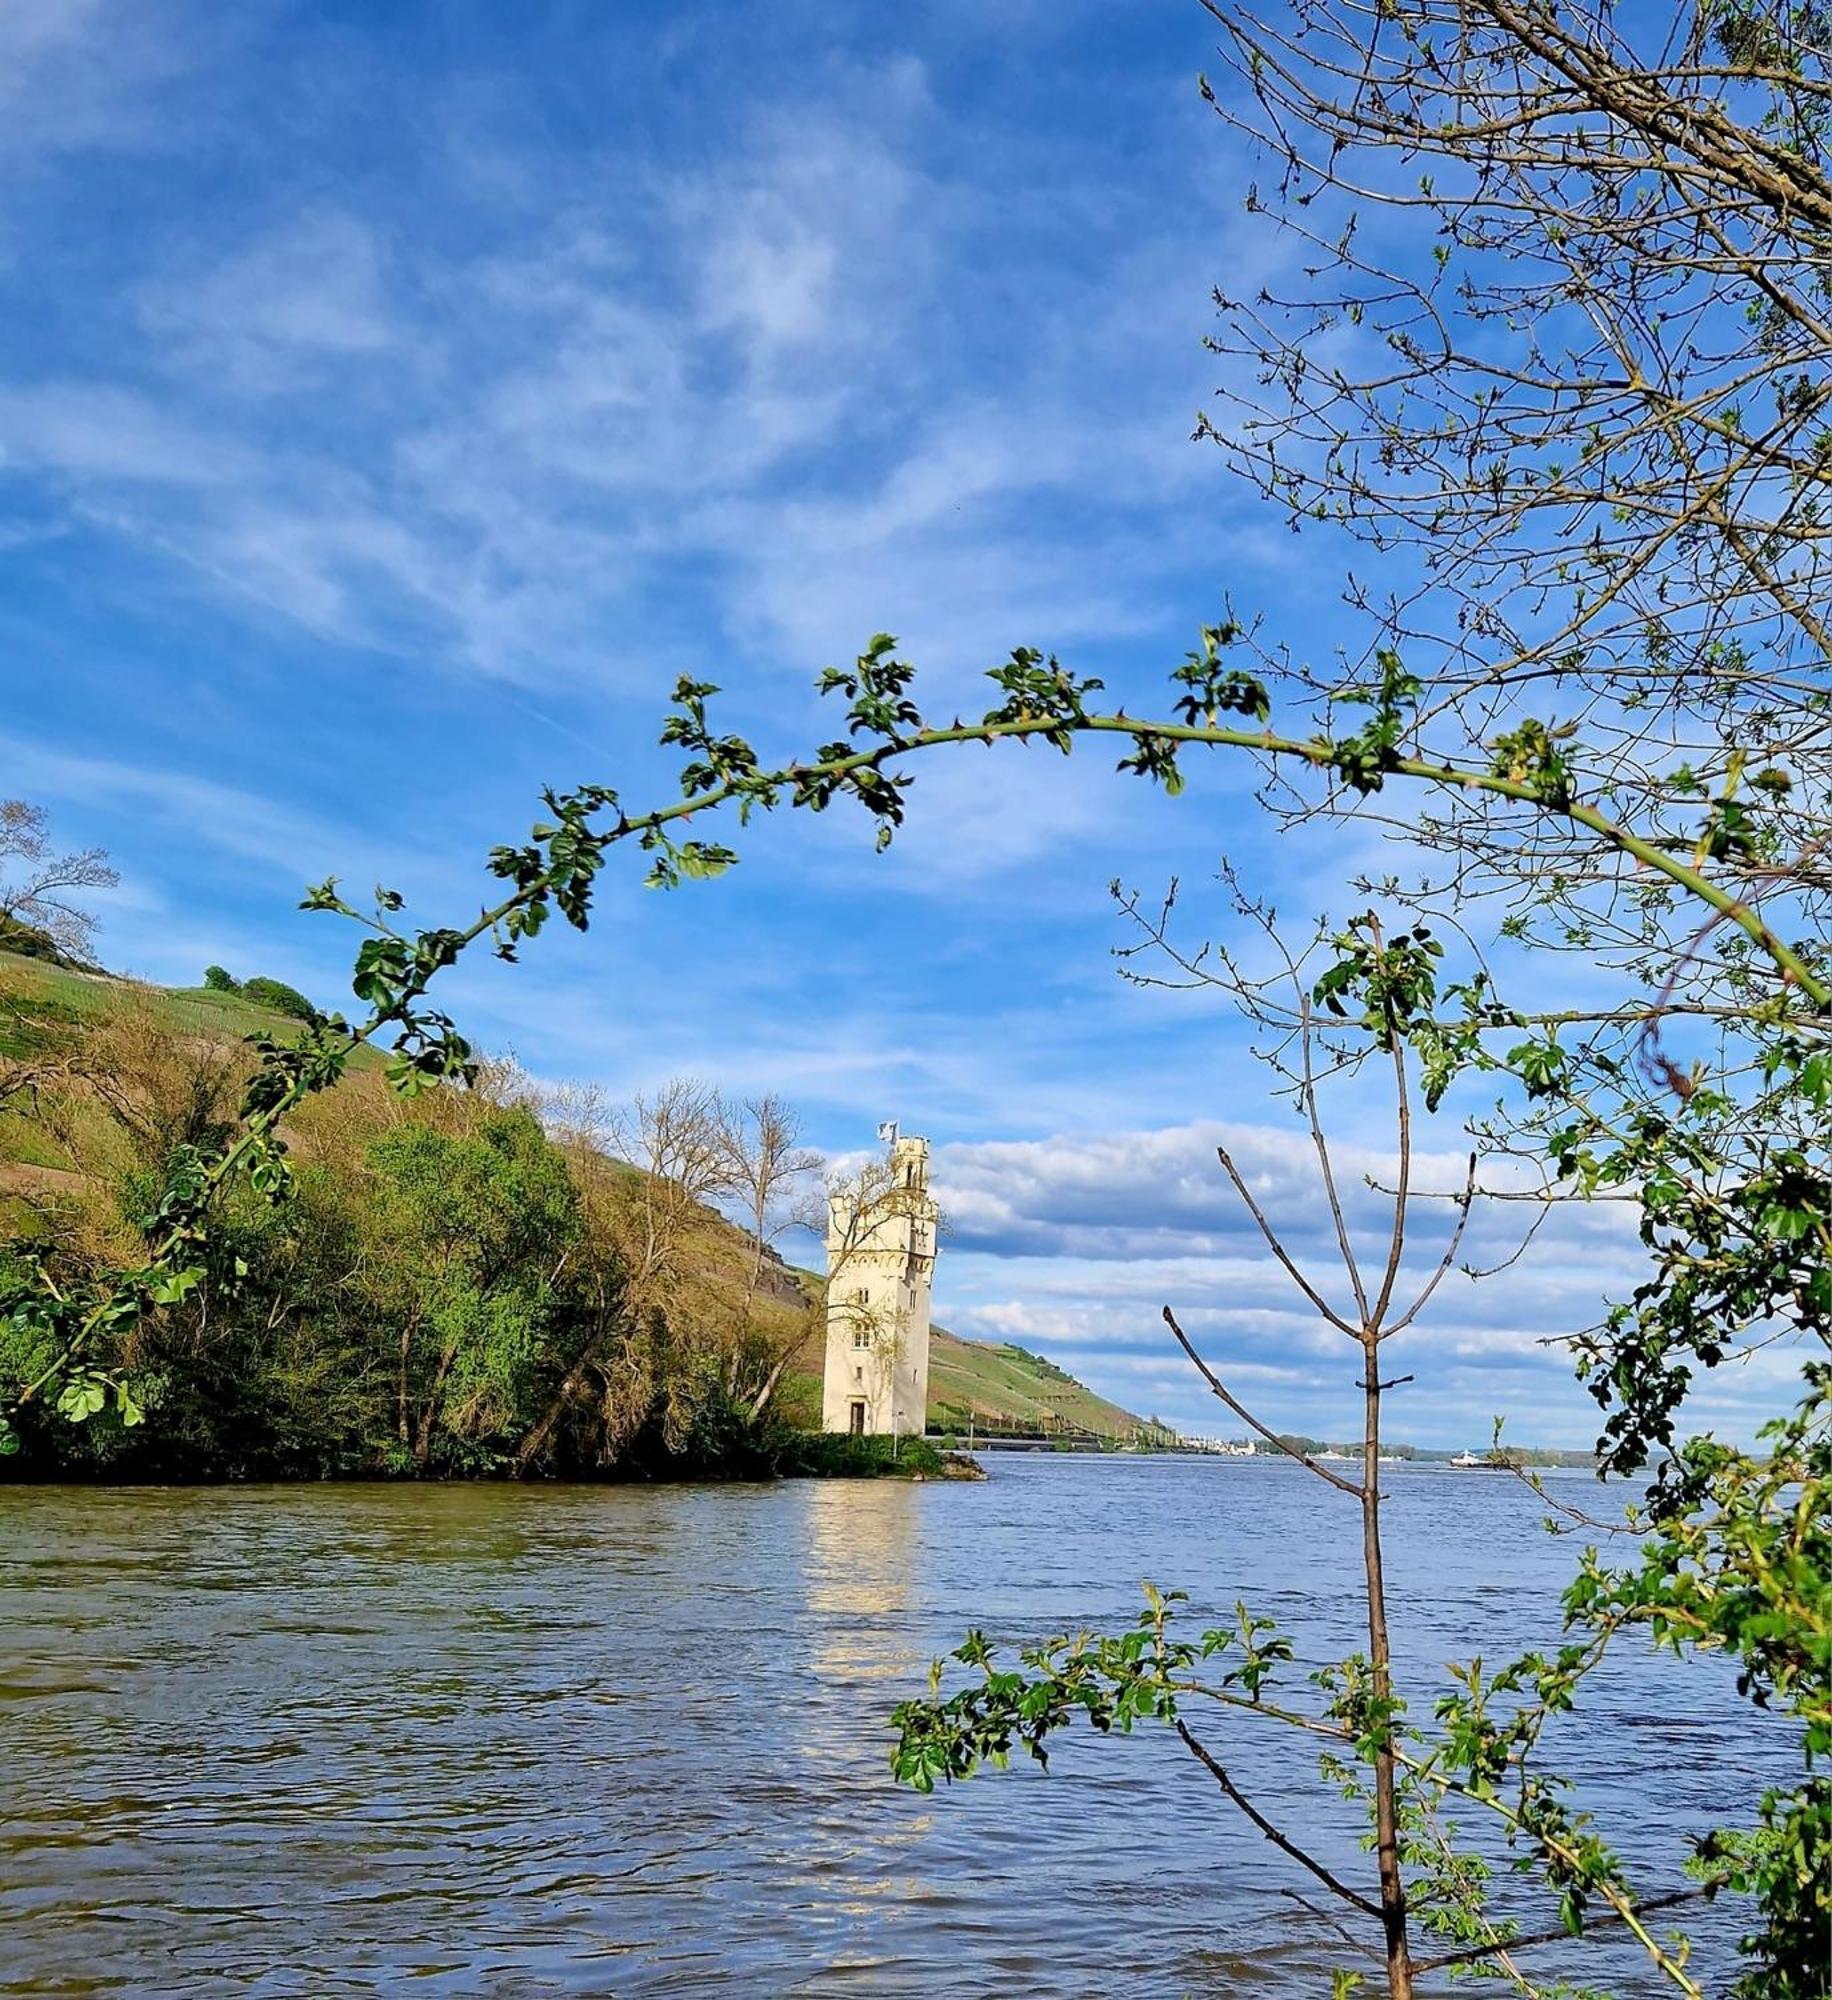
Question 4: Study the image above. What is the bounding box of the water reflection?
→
[805,1480,919,1676]
[799,1481,943,1958]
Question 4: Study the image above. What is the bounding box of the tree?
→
[1194,0,1832,902]
[0,800,117,966]
[891,905,1719,1999]
[718,1093,820,1319]
[362,1106,577,1470]
[1180,11,1832,1988]
[715,1092,822,1416]
[514,1075,791,1469]
[2,650,1820,1985]
[241,975,316,1022]
[202,966,238,993]
[606,1080,736,1312]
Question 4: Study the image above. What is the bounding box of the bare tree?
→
[717,1092,822,1324]
[1195,0,1832,999]
[716,1092,823,1416]
[511,1077,629,1474]
[894,894,1717,1995]
[0,801,118,966]
[607,1078,737,1317]
[513,1076,737,1467]
[1164,987,1476,2000]
[1119,888,1481,1995]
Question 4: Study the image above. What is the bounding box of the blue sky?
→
[2,0,1786,1448]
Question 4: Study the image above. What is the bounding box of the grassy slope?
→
[0,951,1149,1437]
[0,952,390,1180]
[0,954,316,1043]
[924,1330,1147,1437]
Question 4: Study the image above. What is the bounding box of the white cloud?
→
[137,212,396,389]
[911,1113,1735,1447]
[0,382,262,488]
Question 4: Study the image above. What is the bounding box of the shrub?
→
[776,1431,949,1479]
[0,916,64,963]
[241,976,316,1022]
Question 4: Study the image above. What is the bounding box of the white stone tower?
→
[821,1131,939,1438]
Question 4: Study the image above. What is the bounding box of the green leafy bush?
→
[240,975,315,1021]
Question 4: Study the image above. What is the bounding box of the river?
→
[0,1458,1792,1996]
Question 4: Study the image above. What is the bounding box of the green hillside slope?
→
[926,1331,1148,1438]
[0,953,316,1048]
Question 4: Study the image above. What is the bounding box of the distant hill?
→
[925,1331,1149,1439]
[772,1313,1151,1440]
[0,950,1149,1440]
[0,951,322,1050]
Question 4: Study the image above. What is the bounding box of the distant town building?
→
[821,1131,938,1438]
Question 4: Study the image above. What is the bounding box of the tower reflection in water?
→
[794,1478,942,1947]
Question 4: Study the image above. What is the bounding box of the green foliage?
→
[0,594,1823,1986]
[1310,914,1443,1046]
[1569,1377,1832,1999]
[982,646,1109,752]
[0,1008,825,1479]
[240,975,315,1022]
[362,1109,578,1470]
[202,965,238,993]
[1490,720,1578,810]
[1170,622,1268,727]
[1539,1038,1832,1478]
[775,1432,951,1479]
[892,1586,1698,1987]
[4,604,1816,1464]
[1326,650,1420,796]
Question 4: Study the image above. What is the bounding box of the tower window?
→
[852,1323,871,1349]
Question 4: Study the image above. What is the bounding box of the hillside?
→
[0,950,1148,1440]
[925,1331,1149,1439]
[0,953,321,1050]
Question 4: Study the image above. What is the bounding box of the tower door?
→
[849,1400,867,1437]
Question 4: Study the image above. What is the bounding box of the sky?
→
[1,0,1788,1449]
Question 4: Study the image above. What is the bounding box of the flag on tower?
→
[877,1120,899,1145]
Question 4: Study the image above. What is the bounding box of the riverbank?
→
[0,1427,986,1486]
[780,1434,986,1480]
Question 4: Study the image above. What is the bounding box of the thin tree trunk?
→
[513,1296,620,1474]
[745,1350,791,1422]
[513,1359,589,1475]
[1363,1341,1413,1999]
[413,1342,460,1467]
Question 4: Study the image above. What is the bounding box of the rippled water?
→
[0,1461,1792,1995]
